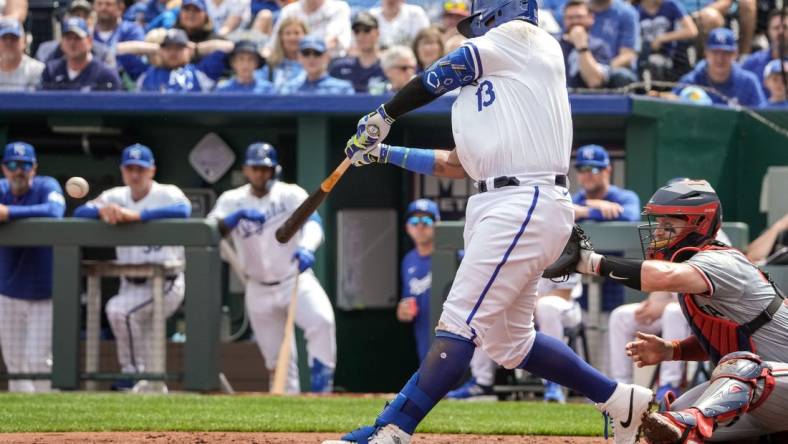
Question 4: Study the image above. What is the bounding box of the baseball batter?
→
[0,142,65,392]
[574,179,788,442]
[325,1,653,443]
[74,144,191,386]
[207,142,336,393]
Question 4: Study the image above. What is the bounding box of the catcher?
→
[546,179,788,443]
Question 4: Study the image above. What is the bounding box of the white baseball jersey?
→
[90,182,189,264]
[208,182,317,283]
[452,20,572,181]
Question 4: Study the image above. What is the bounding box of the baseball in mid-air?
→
[65,177,89,199]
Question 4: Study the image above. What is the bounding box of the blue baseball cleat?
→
[446,377,496,401]
[543,381,566,404]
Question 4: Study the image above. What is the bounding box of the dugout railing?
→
[0,219,222,391]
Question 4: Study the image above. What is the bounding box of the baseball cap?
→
[352,12,378,29]
[764,59,788,79]
[231,40,264,65]
[706,27,736,52]
[161,28,189,47]
[679,86,713,105]
[574,144,610,169]
[68,0,93,14]
[121,143,155,168]
[62,17,89,38]
[443,0,470,17]
[3,142,36,163]
[0,18,23,38]
[407,199,441,221]
[182,0,207,11]
[245,142,278,167]
[299,36,326,54]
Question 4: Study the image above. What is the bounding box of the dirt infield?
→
[0,432,602,443]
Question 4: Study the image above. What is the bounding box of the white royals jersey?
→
[452,20,573,181]
[92,182,189,265]
[208,182,310,283]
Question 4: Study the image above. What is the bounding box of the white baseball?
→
[65,177,89,199]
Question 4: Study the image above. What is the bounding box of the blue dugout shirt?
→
[638,0,687,57]
[0,177,65,300]
[138,64,213,92]
[328,56,386,93]
[675,61,766,107]
[740,49,773,98]
[216,77,275,93]
[278,73,355,95]
[401,249,432,362]
[590,0,642,57]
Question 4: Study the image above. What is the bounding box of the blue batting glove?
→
[223,209,266,230]
[293,247,315,272]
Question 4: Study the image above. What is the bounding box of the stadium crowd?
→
[0,0,785,106]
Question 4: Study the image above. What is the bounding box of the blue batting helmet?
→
[457,0,538,38]
[245,142,281,190]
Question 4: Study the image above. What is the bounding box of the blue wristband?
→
[384,146,435,175]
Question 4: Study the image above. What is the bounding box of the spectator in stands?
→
[279,36,354,94]
[0,142,65,393]
[328,12,385,93]
[573,145,640,223]
[0,0,26,23]
[412,26,443,72]
[216,40,273,92]
[589,0,640,86]
[440,0,469,42]
[39,18,122,91]
[636,0,697,81]
[369,0,430,48]
[0,19,43,91]
[763,59,788,108]
[268,0,351,57]
[560,0,612,89]
[677,0,755,55]
[748,213,788,263]
[742,9,787,97]
[36,3,117,68]
[257,16,306,89]
[249,0,281,36]
[380,45,416,93]
[137,28,214,92]
[94,0,148,81]
[205,0,246,38]
[173,0,233,81]
[674,28,765,107]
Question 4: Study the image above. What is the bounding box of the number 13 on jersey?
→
[475,80,496,111]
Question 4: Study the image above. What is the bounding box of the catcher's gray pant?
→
[245,270,335,393]
[670,362,788,441]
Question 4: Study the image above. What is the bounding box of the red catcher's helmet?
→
[639,179,722,260]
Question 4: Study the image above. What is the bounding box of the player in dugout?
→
[0,142,65,392]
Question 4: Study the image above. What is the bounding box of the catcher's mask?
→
[638,179,722,261]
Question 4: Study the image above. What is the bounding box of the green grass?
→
[0,393,603,436]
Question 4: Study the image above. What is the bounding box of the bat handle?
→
[320,158,352,192]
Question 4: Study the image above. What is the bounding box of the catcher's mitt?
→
[542,225,594,279]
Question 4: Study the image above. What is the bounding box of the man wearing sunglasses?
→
[0,142,66,392]
[328,12,386,94]
[279,36,354,95]
[73,144,191,391]
[330,0,654,439]
[573,144,640,223]
[396,199,440,363]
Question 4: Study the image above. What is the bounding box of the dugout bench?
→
[0,219,222,391]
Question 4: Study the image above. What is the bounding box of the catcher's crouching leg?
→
[641,351,776,443]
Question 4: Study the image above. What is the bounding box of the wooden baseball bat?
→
[270,274,300,395]
[275,158,351,244]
